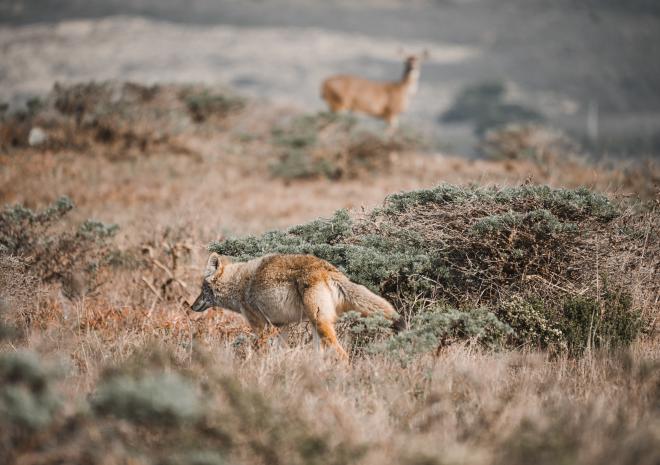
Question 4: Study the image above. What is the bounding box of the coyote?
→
[191,253,400,360]
[321,51,428,132]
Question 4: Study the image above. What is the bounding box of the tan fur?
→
[191,253,399,361]
[321,52,428,131]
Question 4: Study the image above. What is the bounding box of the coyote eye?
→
[202,281,214,299]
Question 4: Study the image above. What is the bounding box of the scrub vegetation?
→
[1,80,658,465]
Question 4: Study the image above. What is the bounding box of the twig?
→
[143,244,188,289]
[152,258,174,278]
[141,276,163,301]
[523,274,577,295]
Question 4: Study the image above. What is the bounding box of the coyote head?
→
[190,252,230,312]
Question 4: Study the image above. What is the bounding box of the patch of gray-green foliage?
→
[0,351,61,430]
[214,208,430,294]
[471,209,578,236]
[181,87,246,123]
[210,184,647,356]
[269,112,421,181]
[0,196,118,297]
[379,184,617,220]
[269,113,355,180]
[378,306,513,361]
[164,450,227,465]
[93,372,201,426]
[337,311,395,356]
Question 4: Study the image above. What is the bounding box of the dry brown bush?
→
[270,112,423,181]
[0,81,244,159]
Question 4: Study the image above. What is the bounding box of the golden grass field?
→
[1,82,658,465]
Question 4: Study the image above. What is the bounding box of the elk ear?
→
[204,252,221,278]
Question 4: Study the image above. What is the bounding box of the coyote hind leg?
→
[301,282,348,362]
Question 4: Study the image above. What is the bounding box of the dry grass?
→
[2,319,658,465]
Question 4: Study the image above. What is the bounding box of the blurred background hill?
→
[2,0,660,156]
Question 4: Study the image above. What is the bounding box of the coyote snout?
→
[190,281,214,312]
[190,252,400,361]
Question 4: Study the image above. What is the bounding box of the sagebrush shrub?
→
[496,296,564,350]
[1,81,245,156]
[0,351,60,430]
[337,311,394,356]
[0,196,118,297]
[378,306,512,361]
[269,112,420,181]
[181,87,246,123]
[560,290,641,355]
[93,372,201,426]
[210,184,651,355]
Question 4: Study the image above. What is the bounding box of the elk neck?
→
[400,61,420,96]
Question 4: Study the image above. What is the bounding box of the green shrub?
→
[270,113,352,181]
[560,290,641,356]
[162,451,227,465]
[2,81,245,156]
[213,208,430,294]
[471,209,577,236]
[181,88,245,123]
[380,184,617,220]
[93,372,201,426]
[269,112,420,181]
[378,306,512,360]
[497,297,564,350]
[210,184,650,354]
[337,311,394,356]
[0,196,118,297]
[0,351,60,430]
[0,196,73,253]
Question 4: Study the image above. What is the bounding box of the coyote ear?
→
[204,252,221,278]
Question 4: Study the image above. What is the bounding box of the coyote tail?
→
[337,278,403,329]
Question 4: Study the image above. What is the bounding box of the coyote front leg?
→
[242,309,273,351]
